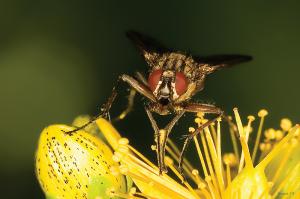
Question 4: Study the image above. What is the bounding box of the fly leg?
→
[64,80,119,134]
[145,107,162,174]
[162,111,185,172]
[177,103,223,176]
[113,89,136,121]
[113,72,149,121]
[145,106,185,174]
[65,74,156,134]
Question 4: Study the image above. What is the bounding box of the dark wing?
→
[126,31,170,68]
[194,54,252,72]
[126,30,169,54]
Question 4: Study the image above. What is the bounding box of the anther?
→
[112,151,122,162]
[189,127,195,133]
[275,130,284,140]
[244,126,253,134]
[118,145,129,153]
[129,187,136,195]
[195,118,201,125]
[192,169,199,175]
[247,115,255,121]
[151,145,157,151]
[264,128,276,140]
[280,118,292,132]
[223,153,237,166]
[110,166,120,176]
[258,109,268,117]
[197,112,204,118]
[198,182,206,189]
[118,138,129,145]
[119,165,128,174]
[165,156,173,165]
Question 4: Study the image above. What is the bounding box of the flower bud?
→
[35,124,126,199]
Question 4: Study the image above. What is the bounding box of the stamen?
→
[228,119,240,162]
[200,131,220,197]
[223,153,237,186]
[165,145,198,183]
[210,124,218,144]
[192,169,203,188]
[192,128,209,177]
[165,156,183,182]
[233,108,253,169]
[128,145,157,169]
[124,160,195,199]
[204,127,225,197]
[165,156,200,199]
[167,139,194,172]
[205,176,220,199]
[216,118,222,176]
[252,109,268,164]
[238,115,255,172]
[196,182,212,199]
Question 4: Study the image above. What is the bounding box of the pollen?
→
[194,117,202,125]
[247,115,255,121]
[258,109,268,117]
[189,127,196,133]
[197,112,205,118]
[264,128,276,140]
[275,130,284,140]
[223,153,237,166]
[280,118,292,131]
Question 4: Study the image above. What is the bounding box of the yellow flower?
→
[36,108,300,199]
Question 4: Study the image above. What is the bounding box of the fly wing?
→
[126,31,170,68]
[126,31,169,53]
[194,54,252,74]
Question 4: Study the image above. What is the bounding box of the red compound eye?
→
[148,69,163,92]
[175,72,188,95]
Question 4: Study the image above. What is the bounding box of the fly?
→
[66,31,252,175]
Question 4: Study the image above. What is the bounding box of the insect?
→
[67,31,252,175]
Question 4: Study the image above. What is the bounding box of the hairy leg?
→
[65,74,156,134]
[177,102,223,177]
[145,106,185,174]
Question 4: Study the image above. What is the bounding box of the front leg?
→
[145,106,185,174]
[121,74,156,102]
[114,72,152,121]
[65,74,156,134]
[176,102,223,176]
[64,79,120,134]
[145,107,163,173]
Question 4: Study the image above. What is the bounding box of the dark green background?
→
[0,1,299,198]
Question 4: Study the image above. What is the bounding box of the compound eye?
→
[175,72,188,95]
[148,69,163,92]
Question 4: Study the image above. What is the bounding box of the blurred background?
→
[0,0,299,198]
